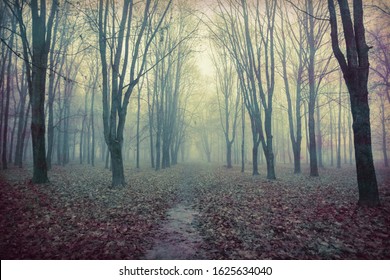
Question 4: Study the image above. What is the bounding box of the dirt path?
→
[143,166,208,259]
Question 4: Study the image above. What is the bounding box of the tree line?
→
[0,0,388,207]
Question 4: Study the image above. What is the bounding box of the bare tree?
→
[378,92,388,167]
[368,27,390,104]
[98,0,172,186]
[328,0,380,206]
[368,25,389,167]
[46,2,79,170]
[305,0,321,176]
[209,0,277,178]
[147,4,197,170]
[276,0,306,174]
[211,47,240,168]
[1,11,15,169]
[4,0,58,183]
[337,72,342,168]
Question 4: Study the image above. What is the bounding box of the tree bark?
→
[110,141,125,187]
[328,0,380,206]
[136,87,141,169]
[347,71,379,206]
[226,141,232,168]
[46,8,61,170]
[263,109,276,179]
[11,0,58,183]
[337,74,342,168]
[329,100,334,166]
[380,96,388,167]
[308,98,319,176]
[241,98,245,173]
[8,104,17,163]
[91,86,95,167]
[316,100,323,168]
[2,46,12,169]
[14,68,27,167]
[307,0,319,177]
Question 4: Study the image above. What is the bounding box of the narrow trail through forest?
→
[144,166,208,259]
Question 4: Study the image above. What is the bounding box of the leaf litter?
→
[0,162,389,259]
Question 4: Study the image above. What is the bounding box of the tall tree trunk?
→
[23,127,31,162]
[241,99,245,173]
[56,108,62,165]
[46,74,54,170]
[337,75,342,168]
[316,100,323,168]
[348,106,353,165]
[8,109,17,163]
[307,0,319,177]
[380,96,388,167]
[14,72,27,167]
[149,115,155,169]
[155,117,161,171]
[263,109,276,179]
[13,0,58,183]
[147,80,155,169]
[226,141,232,168]
[91,86,95,167]
[87,121,91,164]
[328,0,379,206]
[329,100,334,166]
[0,48,6,164]
[343,123,347,164]
[252,146,259,175]
[18,102,30,167]
[46,9,60,171]
[30,55,49,182]
[292,138,301,173]
[110,141,125,187]
[26,1,57,182]
[83,90,88,164]
[295,81,302,174]
[308,99,318,176]
[62,101,70,166]
[347,73,379,206]
[252,130,260,175]
[304,102,309,165]
[136,87,141,169]
[80,115,85,164]
[2,47,12,169]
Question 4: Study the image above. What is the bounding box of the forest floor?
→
[0,162,389,259]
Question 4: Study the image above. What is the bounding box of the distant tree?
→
[1,12,15,170]
[377,92,388,167]
[368,27,390,104]
[14,63,29,168]
[210,0,277,179]
[46,2,78,170]
[328,0,380,206]
[337,73,342,168]
[368,25,389,167]
[211,47,240,168]
[276,0,306,174]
